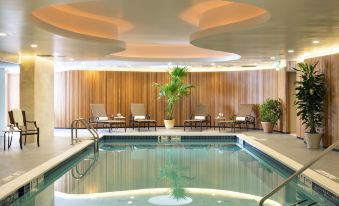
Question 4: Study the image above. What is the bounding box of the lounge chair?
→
[184,104,211,131]
[129,103,157,131]
[218,104,255,132]
[90,104,126,132]
[8,109,39,149]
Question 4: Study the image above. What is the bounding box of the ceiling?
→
[1,0,339,71]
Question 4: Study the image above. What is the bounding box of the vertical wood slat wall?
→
[54,69,288,131]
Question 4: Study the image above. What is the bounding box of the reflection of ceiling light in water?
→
[128,201,133,204]
[217,200,222,203]
[148,195,193,205]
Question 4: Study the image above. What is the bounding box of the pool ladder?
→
[71,153,99,180]
[259,140,339,206]
[71,118,99,152]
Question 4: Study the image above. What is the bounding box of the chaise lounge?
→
[218,104,256,132]
[90,104,126,132]
[129,103,157,131]
[184,104,211,131]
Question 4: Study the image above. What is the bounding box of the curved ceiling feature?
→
[1,0,339,70]
[191,0,339,64]
[180,0,269,31]
[32,4,134,40]
[110,43,240,62]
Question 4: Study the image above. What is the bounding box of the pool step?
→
[291,199,317,206]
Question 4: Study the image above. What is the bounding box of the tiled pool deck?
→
[0,128,338,187]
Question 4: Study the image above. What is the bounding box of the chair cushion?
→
[194,116,206,120]
[235,117,246,121]
[134,116,146,120]
[12,109,24,127]
[98,116,109,121]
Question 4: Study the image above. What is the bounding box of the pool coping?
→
[0,140,93,203]
[0,133,338,205]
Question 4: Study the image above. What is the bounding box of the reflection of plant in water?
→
[160,158,192,200]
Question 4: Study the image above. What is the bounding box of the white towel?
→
[194,116,206,120]
[235,117,246,121]
[134,116,146,120]
[98,116,109,121]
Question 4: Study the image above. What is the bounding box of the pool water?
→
[14,141,334,206]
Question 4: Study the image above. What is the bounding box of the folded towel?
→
[194,116,206,120]
[134,116,146,120]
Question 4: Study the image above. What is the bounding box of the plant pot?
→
[164,119,175,129]
[261,122,274,133]
[304,133,322,149]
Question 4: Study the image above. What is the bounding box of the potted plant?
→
[153,66,194,129]
[259,98,282,133]
[295,62,326,149]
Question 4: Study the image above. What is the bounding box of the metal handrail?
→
[259,140,339,206]
[71,118,99,152]
[71,153,99,180]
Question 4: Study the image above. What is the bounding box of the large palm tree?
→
[154,66,194,120]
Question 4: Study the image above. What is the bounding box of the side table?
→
[2,126,22,150]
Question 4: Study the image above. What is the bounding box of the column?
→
[0,67,5,129]
[20,57,54,141]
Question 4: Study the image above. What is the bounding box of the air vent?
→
[36,54,66,58]
[241,65,257,68]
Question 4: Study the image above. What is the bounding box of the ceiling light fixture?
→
[210,63,216,66]
[0,32,7,36]
[30,44,38,48]
[69,58,74,61]
[270,56,276,60]
[287,50,294,53]
[312,40,320,44]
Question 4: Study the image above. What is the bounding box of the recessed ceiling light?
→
[0,32,7,36]
[210,63,216,66]
[288,50,294,53]
[312,40,320,44]
[270,56,276,60]
[69,58,74,61]
[30,44,38,48]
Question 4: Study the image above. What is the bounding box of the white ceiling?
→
[0,0,339,71]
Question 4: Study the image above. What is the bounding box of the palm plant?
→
[294,62,326,134]
[153,66,194,120]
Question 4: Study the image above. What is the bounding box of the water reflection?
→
[159,150,193,200]
[54,143,297,205]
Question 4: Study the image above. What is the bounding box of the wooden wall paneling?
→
[54,69,291,130]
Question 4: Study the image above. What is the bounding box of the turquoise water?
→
[14,141,334,206]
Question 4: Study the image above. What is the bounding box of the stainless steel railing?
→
[259,140,339,206]
[71,118,99,152]
[71,153,99,180]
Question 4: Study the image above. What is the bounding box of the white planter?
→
[164,119,175,129]
[304,133,322,149]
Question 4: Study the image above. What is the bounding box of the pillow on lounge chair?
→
[194,116,206,120]
[235,117,246,121]
[98,117,109,121]
[134,116,146,120]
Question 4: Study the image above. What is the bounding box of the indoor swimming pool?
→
[6,136,337,206]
